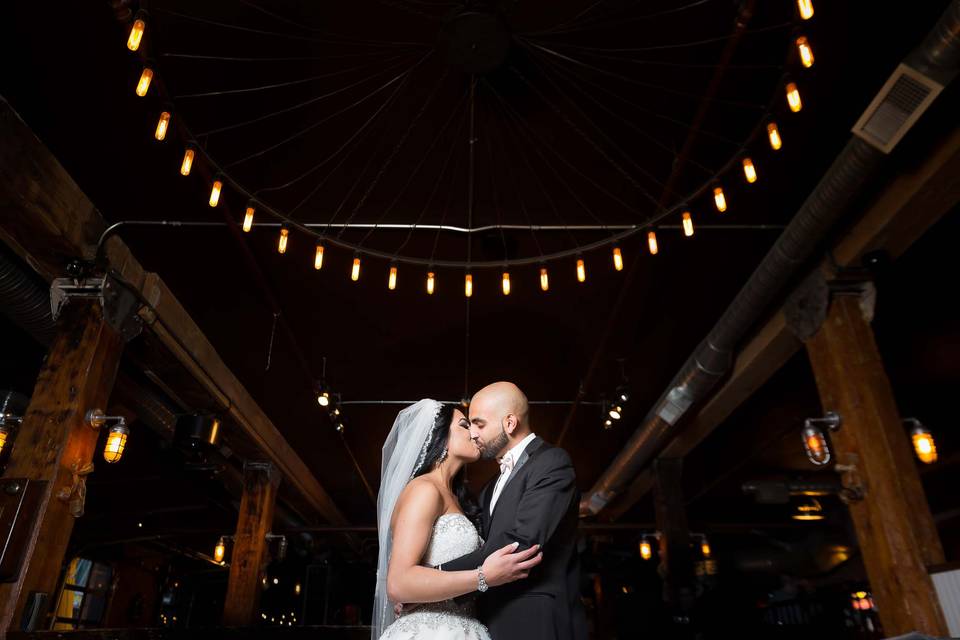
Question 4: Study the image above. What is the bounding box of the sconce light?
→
[801,412,840,466]
[904,418,937,464]
[86,408,130,463]
[214,537,227,563]
[639,538,653,560]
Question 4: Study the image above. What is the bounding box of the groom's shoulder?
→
[533,439,574,468]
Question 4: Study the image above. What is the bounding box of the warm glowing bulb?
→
[639,540,652,560]
[786,82,802,112]
[214,538,226,563]
[701,540,712,558]
[465,273,473,298]
[155,111,170,141]
[796,36,815,68]
[647,230,658,255]
[351,257,361,281]
[103,424,128,463]
[540,267,549,292]
[742,157,757,183]
[612,247,624,271]
[576,259,586,283]
[243,205,255,232]
[797,0,814,20]
[502,271,511,296]
[180,148,195,176]
[0,426,9,455]
[682,212,694,237]
[767,122,782,150]
[278,227,289,254]
[314,244,324,269]
[911,427,938,464]
[713,186,727,213]
[427,271,435,295]
[294,583,302,596]
[209,180,222,207]
[136,68,153,97]
[388,265,398,290]
[127,18,145,51]
[317,391,330,407]
[803,425,831,465]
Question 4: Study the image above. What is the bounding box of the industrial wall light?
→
[801,412,840,465]
[86,408,130,463]
[904,418,937,464]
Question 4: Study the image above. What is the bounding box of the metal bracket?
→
[50,273,143,341]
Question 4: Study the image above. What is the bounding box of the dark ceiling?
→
[2,0,957,540]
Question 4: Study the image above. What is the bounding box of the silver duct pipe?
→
[0,246,56,345]
[582,0,960,516]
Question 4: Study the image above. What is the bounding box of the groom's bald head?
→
[468,382,530,459]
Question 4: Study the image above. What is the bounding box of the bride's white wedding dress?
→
[378,513,491,640]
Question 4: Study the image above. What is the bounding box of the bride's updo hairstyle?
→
[411,403,481,529]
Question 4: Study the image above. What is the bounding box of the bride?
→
[373,399,542,639]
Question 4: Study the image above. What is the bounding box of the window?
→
[52,558,113,630]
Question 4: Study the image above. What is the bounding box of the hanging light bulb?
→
[214,537,226,563]
[540,267,549,292]
[612,246,624,272]
[742,157,758,184]
[713,186,727,213]
[464,273,473,298]
[576,258,586,283]
[907,419,938,464]
[314,242,324,270]
[243,204,255,232]
[351,256,361,282]
[786,82,803,112]
[135,67,153,97]
[127,16,146,51]
[647,230,658,255]
[796,36,815,68]
[797,0,814,20]
[388,264,398,290]
[682,211,695,237]
[701,537,712,558]
[180,147,195,176]
[802,423,831,465]
[103,422,129,463]
[767,121,783,150]
[426,271,435,295]
[154,111,170,141]
[278,226,289,254]
[502,271,511,296]
[639,538,652,560]
[209,179,222,207]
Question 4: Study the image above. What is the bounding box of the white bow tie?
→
[498,454,515,475]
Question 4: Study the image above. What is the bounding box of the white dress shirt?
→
[489,432,537,514]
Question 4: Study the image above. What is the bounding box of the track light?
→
[426,271,435,295]
[647,230,658,255]
[540,267,549,292]
[786,82,802,112]
[127,15,146,51]
[608,404,623,420]
[278,226,289,254]
[351,255,361,282]
[797,0,814,20]
[616,386,630,403]
[713,186,727,213]
[314,242,324,269]
[180,147,195,176]
[612,247,624,271]
[682,211,694,237]
[502,271,511,296]
[465,273,473,298]
[209,179,222,207]
[243,204,255,232]
[603,419,613,430]
[136,67,153,97]
[576,258,586,283]
[155,111,170,141]
[388,264,398,290]
[905,418,937,464]
[796,36,815,68]
[742,157,757,184]
[316,385,331,407]
[767,121,783,150]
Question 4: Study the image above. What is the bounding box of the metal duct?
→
[582,0,960,516]
[0,245,55,345]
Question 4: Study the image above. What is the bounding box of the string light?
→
[278,226,289,254]
[767,121,783,150]
[388,264,398,290]
[742,157,758,184]
[701,537,712,558]
[127,16,145,51]
[540,267,549,292]
[214,537,226,563]
[502,271,511,296]
[713,186,727,213]
[647,230,658,255]
[242,204,255,232]
[154,111,170,141]
[209,179,222,207]
[907,419,938,464]
[426,271,435,295]
[351,256,361,282]
[786,81,802,112]
[103,423,129,463]
[682,212,694,237]
[576,258,586,283]
[180,147,195,176]
[464,273,473,298]
[797,0,814,20]
[612,247,624,272]
[796,36,815,68]
[314,242,324,270]
[135,67,153,97]
[639,538,652,560]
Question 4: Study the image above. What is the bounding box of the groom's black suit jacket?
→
[441,436,587,640]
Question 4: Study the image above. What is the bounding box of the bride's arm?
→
[386,481,540,604]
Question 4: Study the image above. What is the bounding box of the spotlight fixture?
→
[615,385,630,403]
[316,384,332,407]
[801,412,840,466]
[904,418,937,464]
[608,404,623,421]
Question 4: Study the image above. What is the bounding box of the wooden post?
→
[806,293,948,636]
[222,462,280,626]
[0,301,124,633]
[652,458,695,614]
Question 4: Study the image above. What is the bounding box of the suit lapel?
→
[488,437,547,525]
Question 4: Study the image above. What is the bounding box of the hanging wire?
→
[265,312,280,371]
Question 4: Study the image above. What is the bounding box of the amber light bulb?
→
[612,247,624,271]
[209,180,222,207]
[647,230,659,255]
[214,538,226,563]
[796,36,815,68]
[155,111,170,141]
[388,264,398,290]
[540,267,549,292]
[426,271,435,295]
[464,273,473,298]
[243,205,255,232]
[127,18,145,51]
[797,0,814,20]
[767,122,783,150]
[103,423,129,463]
[278,227,289,254]
[639,539,652,560]
[136,68,153,97]
[786,82,803,113]
[501,271,511,296]
[742,157,757,184]
[576,258,586,283]
[682,212,694,237]
[180,148,195,176]
[351,256,361,282]
[314,243,324,270]
[713,186,727,213]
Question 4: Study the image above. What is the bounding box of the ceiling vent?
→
[852,63,944,153]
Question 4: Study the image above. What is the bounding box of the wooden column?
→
[222,462,280,626]
[806,293,947,636]
[0,301,124,632]
[652,458,695,613]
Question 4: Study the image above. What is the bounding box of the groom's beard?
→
[480,426,509,460]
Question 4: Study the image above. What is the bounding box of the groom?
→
[439,381,587,640]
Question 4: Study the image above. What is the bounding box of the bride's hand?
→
[481,542,543,587]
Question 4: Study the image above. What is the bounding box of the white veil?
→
[372,398,444,640]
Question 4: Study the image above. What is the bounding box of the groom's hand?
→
[482,542,543,587]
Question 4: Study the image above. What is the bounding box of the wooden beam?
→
[806,294,947,636]
[652,458,695,612]
[0,301,125,632]
[223,463,280,627]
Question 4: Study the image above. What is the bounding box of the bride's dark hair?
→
[411,403,482,530]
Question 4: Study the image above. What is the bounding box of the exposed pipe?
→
[0,244,56,345]
[581,0,960,516]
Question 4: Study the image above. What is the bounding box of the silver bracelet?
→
[477,566,489,592]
